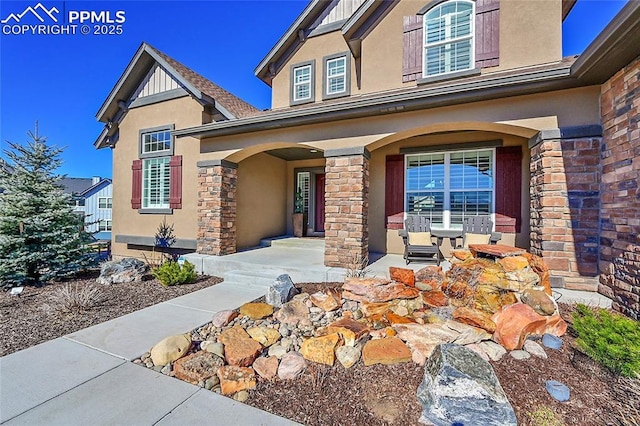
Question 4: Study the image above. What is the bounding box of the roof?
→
[95,42,259,148]
[60,178,94,195]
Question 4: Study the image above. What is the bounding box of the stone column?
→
[196,160,237,255]
[324,147,370,268]
[529,126,602,290]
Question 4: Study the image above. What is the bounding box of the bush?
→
[527,406,564,426]
[572,304,640,378]
[152,260,197,287]
[46,283,103,314]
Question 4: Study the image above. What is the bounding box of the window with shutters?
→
[423,0,474,77]
[290,60,315,105]
[406,149,494,229]
[323,52,351,100]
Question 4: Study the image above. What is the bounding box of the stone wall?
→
[599,55,640,320]
[197,161,237,256]
[324,149,370,267]
[529,133,602,291]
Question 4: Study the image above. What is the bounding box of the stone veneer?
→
[324,148,370,267]
[599,54,640,319]
[196,160,237,255]
[529,130,602,291]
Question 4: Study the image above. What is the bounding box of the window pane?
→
[424,1,473,76]
[450,191,492,227]
[450,150,493,189]
[296,172,310,213]
[142,130,171,154]
[143,157,170,208]
[406,153,445,191]
[326,57,346,94]
[406,192,444,226]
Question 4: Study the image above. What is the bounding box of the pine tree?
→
[0,126,93,288]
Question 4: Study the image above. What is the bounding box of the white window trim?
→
[422,0,475,78]
[293,64,313,102]
[404,147,495,230]
[99,220,112,232]
[326,56,347,95]
[142,157,171,209]
[98,197,112,209]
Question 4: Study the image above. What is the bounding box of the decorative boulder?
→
[417,344,517,426]
[266,274,299,308]
[96,258,149,285]
[150,334,192,366]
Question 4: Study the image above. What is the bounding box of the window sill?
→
[322,91,350,101]
[139,208,173,214]
[416,67,481,86]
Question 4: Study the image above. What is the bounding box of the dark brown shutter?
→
[169,155,182,209]
[495,146,522,233]
[403,16,423,83]
[475,0,500,68]
[385,154,405,229]
[131,160,142,209]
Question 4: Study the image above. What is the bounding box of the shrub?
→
[527,406,564,426]
[47,283,103,314]
[152,260,197,287]
[572,304,640,378]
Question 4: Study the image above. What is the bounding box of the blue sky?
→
[0,0,628,179]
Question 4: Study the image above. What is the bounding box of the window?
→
[98,197,112,209]
[406,149,493,229]
[423,1,474,77]
[99,220,112,232]
[137,126,174,212]
[296,171,311,214]
[141,130,171,155]
[323,53,350,99]
[290,60,315,105]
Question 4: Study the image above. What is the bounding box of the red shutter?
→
[403,16,423,83]
[385,155,405,229]
[475,0,500,68]
[495,146,522,233]
[169,155,182,209]
[131,160,142,209]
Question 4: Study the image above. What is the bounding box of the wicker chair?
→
[400,214,440,265]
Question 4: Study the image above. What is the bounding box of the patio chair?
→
[461,215,499,247]
[400,214,440,265]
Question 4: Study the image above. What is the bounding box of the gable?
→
[130,64,183,101]
[308,0,366,33]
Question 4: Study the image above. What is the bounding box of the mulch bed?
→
[0,270,221,357]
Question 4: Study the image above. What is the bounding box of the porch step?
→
[262,237,325,250]
[222,270,278,289]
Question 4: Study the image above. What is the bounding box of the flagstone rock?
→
[450,249,473,261]
[521,289,556,316]
[327,317,369,346]
[441,280,473,305]
[421,291,448,307]
[491,303,548,350]
[453,307,497,333]
[473,285,518,314]
[309,289,342,312]
[386,312,416,324]
[219,326,263,367]
[369,327,397,339]
[211,310,238,328]
[239,302,274,320]
[392,323,458,365]
[336,345,361,368]
[247,326,281,347]
[266,274,298,308]
[417,343,517,426]
[301,333,341,366]
[523,252,552,295]
[544,314,568,337]
[274,298,311,326]
[523,339,548,359]
[278,351,307,380]
[362,337,412,366]
[343,277,420,303]
[478,341,507,361]
[173,351,224,384]
[504,268,540,292]
[415,265,446,290]
[360,301,394,317]
[469,244,526,258]
[497,256,530,272]
[389,267,416,287]
[217,365,256,395]
[444,320,492,345]
[150,334,191,366]
[252,356,279,380]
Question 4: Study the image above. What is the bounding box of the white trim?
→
[326,56,347,95]
[293,64,313,102]
[98,197,112,209]
[142,157,170,209]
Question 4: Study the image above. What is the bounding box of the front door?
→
[315,174,325,232]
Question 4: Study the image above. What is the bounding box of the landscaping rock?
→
[510,350,531,360]
[201,341,225,358]
[491,303,548,350]
[96,258,148,285]
[239,302,274,320]
[523,339,548,359]
[521,289,556,316]
[252,356,279,380]
[247,326,281,347]
[326,317,369,346]
[218,326,262,367]
[473,285,518,314]
[266,274,298,308]
[497,255,530,272]
[523,252,552,295]
[504,268,540,292]
[466,343,490,361]
[278,351,307,380]
[342,277,420,303]
[546,380,570,402]
[274,298,310,326]
[300,333,341,366]
[393,323,458,365]
[417,343,517,426]
[421,291,448,307]
[150,334,191,366]
[173,351,223,384]
[362,337,412,366]
[233,390,250,402]
[336,345,361,368]
[360,301,394,317]
[544,314,568,337]
[211,310,238,328]
[268,343,289,359]
[386,312,416,324]
[453,307,497,333]
[389,267,415,287]
[477,341,507,361]
[415,265,445,290]
[309,289,341,312]
[217,365,256,395]
[542,333,563,350]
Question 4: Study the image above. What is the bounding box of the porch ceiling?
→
[265,147,325,161]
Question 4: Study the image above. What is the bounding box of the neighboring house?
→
[62,177,113,240]
[95,0,640,319]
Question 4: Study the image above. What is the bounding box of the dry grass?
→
[344,252,371,278]
[43,283,103,314]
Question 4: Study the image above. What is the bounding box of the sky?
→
[0,0,629,179]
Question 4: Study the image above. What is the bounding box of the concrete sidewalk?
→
[0,281,299,426]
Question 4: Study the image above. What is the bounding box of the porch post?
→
[323,147,370,267]
[529,126,602,290]
[196,159,237,255]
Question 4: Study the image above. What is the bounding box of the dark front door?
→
[315,174,325,232]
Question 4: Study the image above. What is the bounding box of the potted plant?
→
[292,188,305,237]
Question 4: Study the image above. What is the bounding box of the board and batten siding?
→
[131,64,180,100]
[84,184,113,233]
[310,0,366,29]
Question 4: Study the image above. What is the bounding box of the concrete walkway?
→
[0,281,299,426]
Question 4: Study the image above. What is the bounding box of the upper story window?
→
[290,60,315,106]
[141,129,171,156]
[423,1,474,77]
[138,125,174,211]
[98,197,112,209]
[323,52,351,100]
[99,220,112,232]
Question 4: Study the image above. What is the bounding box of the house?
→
[61,177,113,240]
[95,0,640,320]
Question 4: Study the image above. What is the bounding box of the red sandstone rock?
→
[218,326,263,367]
[469,244,527,258]
[497,256,530,272]
[217,365,256,395]
[211,310,238,328]
[309,289,342,312]
[252,356,279,380]
[415,265,446,290]
[491,303,548,350]
[360,301,394,317]
[544,314,568,337]
[386,312,416,324]
[362,337,412,366]
[522,252,552,295]
[342,278,420,303]
[389,267,416,287]
[453,307,497,334]
[173,351,223,384]
[421,290,449,307]
[327,317,370,346]
[300,333,341,366]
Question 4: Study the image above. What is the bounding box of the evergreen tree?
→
[0,126,93,288]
